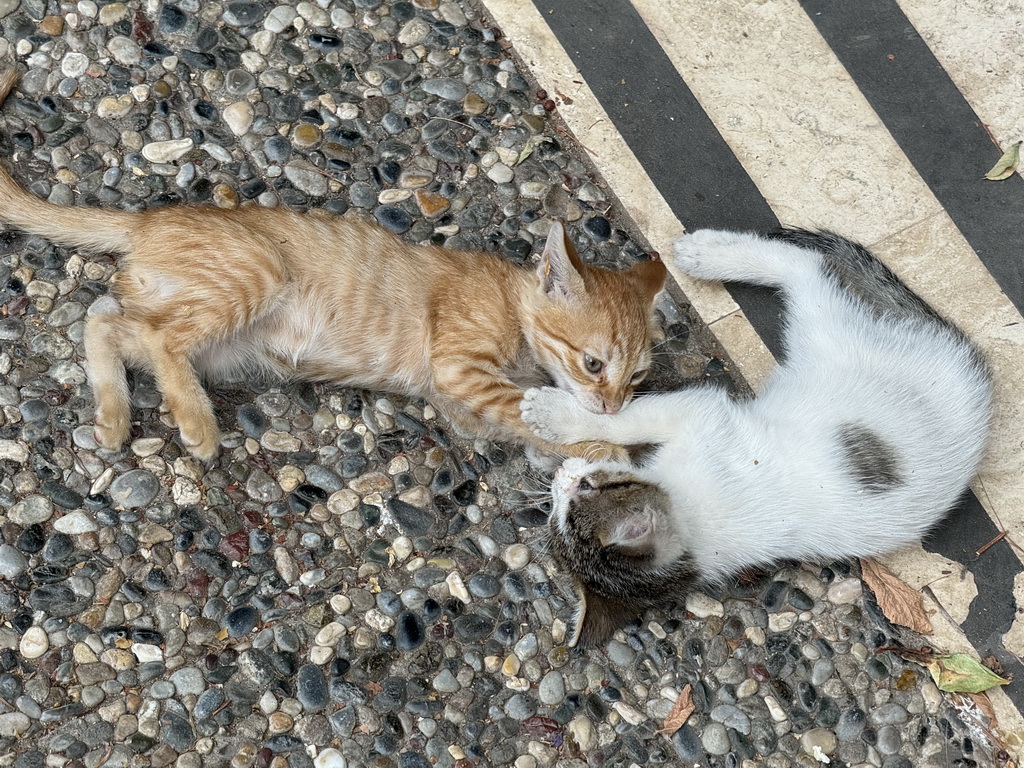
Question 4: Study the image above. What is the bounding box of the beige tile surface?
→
[632,0,942,242]
[898,0,1024,147]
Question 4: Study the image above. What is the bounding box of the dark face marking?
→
[837,423,902,492]
[548,469,698,647]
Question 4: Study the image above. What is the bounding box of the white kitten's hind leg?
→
[674,229,818,288]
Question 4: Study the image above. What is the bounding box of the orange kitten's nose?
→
[603,401,621,414]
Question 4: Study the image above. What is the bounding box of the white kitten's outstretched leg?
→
[674,230,819,287]
[521,387,701,446]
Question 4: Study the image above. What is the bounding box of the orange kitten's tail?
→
[0,67,134,253]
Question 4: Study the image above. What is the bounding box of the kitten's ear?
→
[598,505,657,552]
[570,585,639,648]
[538,220,587,302]
[627,259,668,302]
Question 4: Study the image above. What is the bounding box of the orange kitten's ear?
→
[538,220,587,302]
[570,584,637,648]
[628,259,668,302]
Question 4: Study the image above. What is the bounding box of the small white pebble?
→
[391,536,413,562]
[502,544,530,570]
[314,622,347,647]
[446,572,471,603]
[19,627,48,659]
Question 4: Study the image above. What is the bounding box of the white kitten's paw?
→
[673,229,755,280]
[520,387,591,443]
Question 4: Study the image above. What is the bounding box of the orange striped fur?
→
[0,68,666,463]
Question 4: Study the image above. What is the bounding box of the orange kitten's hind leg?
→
[84,305,133,451]
[140,325,221,461]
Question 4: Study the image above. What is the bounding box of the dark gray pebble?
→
[159,4,186,32]
[455,613,493,641]
[225,605,258,637]
[329,679,367,706]
[468,573,500,599]
[16,525,46,554]
[583,215,612,241]
[264,136,292,163]
[223,1,266,26]
[394,611,425,652]
[387,498,435,537]
[374,205,413,234]
[109,469,160,509]
[296,664,329,712]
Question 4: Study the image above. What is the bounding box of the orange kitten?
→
[0,69,666,464]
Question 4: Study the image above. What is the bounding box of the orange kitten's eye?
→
[583,354,603,374]
[630,369,648,385]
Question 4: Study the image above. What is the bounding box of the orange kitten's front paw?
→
[94,409,131,451]
[178,419,222,462]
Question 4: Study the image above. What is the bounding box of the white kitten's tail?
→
[765,229,940,324]
[0,67,134,254]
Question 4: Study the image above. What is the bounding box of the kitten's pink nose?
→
[603,401,620,414]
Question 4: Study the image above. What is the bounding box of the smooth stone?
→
[109,470,160,509]
[486,163,514,184]
[19,626,49,659]
[53,511,99,534]
[313,748,347,768]
[700,722,731,756]
[394,611,425,652]
[0,545,28,579]
[374,205,412,234]
[225,606,258,637]
[422,78,467,101]
[284,161,329,196]
[223,102,254,136]
[801,728,838,757]
[538,670,564,705]
[297,664,329,711]
[142,138,194,163]
[10,495,53,525]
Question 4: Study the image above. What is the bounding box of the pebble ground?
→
[0,0,998,766]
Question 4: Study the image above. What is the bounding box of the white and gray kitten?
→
[521,228,992,648]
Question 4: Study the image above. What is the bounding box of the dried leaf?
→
[655,684,694,736]
[859,557,933,634]
[516,135,553,166]
[966,691,998,726]
[926,653,1010,693]
[985,141,1021,180]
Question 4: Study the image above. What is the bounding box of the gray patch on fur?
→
[838,423,902,492]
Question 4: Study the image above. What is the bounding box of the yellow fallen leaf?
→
[985,140,1021,180]
[516,135,554,166]
[655,683,694,736]
[859,557,933,634]
[926,653,1010,693]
